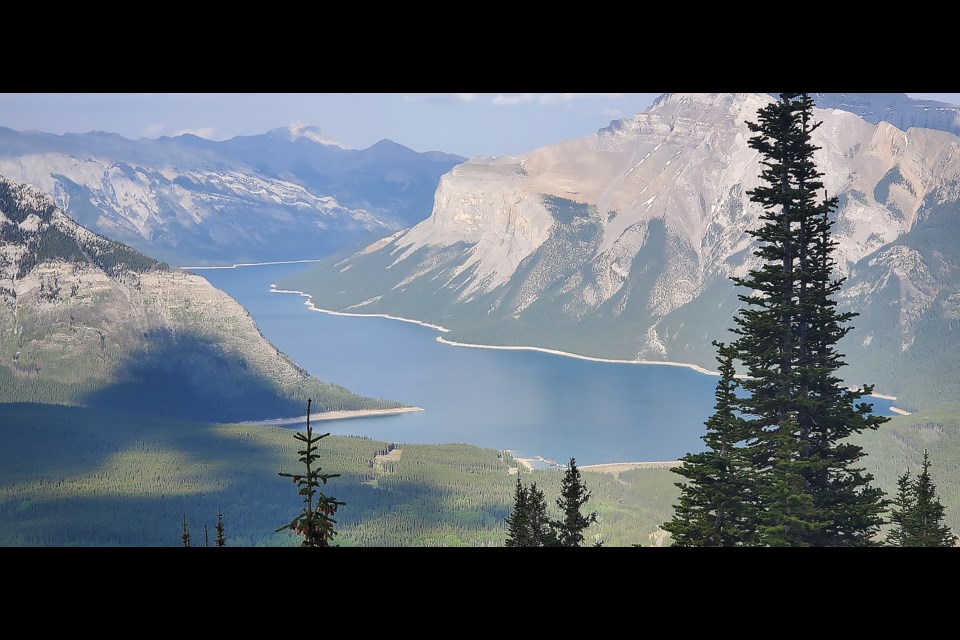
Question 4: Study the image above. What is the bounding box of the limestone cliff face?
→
[286,93,960,406]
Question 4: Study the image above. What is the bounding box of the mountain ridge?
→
[0,124,465,265]
[279,93,960,410]
[0,174,402,421]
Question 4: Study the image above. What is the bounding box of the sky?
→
[1,93,958,159]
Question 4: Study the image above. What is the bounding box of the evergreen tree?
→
[663,342,754,546]
[885,469,915,547]
[215,509,226,548]
[504,475,531,547]
[505,476,556,547]
[277,399,345,547]
[731,93,887,545]
[181,513,190,548]
[551,457,597,547]
[752,413,827,546]
[907,451,954,547]
[527,481,557,547]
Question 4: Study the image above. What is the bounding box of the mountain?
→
[813,93,960,137]
[0,125,464,266]
[279,93,960,410]
[0,175,402,421]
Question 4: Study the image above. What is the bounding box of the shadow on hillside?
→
[82,328,305,423]
[0,403,481,546]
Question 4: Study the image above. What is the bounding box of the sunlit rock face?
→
[281,94,960,406]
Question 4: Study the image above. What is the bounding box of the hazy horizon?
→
[2,92,957,159]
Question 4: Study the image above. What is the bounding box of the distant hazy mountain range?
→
[0,175,401,421]
[0,123,465,266]
[280,93,960,410]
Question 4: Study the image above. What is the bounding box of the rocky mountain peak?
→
[0,175,58,224]
[283,122,346,147]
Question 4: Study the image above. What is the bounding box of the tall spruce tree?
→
[886,468,915,546]
[505,476,556,547]
[909,451,954,547]
[277,399,345,547]
[552,457,597,547]
[505,475,531,547]
[732,93,888,545]
[663,342,754,546]
[527,482,556,547]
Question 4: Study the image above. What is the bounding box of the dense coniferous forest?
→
[1,404,958,546]
[0,404,682,546]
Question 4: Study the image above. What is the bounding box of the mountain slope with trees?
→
[0,174,402,421]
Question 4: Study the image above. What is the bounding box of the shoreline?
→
[436,336,721,376]
[580,461,682,473]
[270,286,905,400]
[505,455,683,473]
[183,259,325,271]
[271,287,723,375]
[235,406,424,428]
[270,287,450,333]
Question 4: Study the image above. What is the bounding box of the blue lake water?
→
[196,262,896,467]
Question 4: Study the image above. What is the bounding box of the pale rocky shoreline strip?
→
[505,453,681,474]
[581,461,682,473]
[436,336,720,375]
[237,406,424,428]
[270,286,450,333]
[183,259,326,270]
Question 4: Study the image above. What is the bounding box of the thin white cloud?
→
[599,108,623,117]
[492,93,538,106]
[403,93,479,103]
[492,93,625,106]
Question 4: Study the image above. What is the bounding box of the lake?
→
[196,262,896,467]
